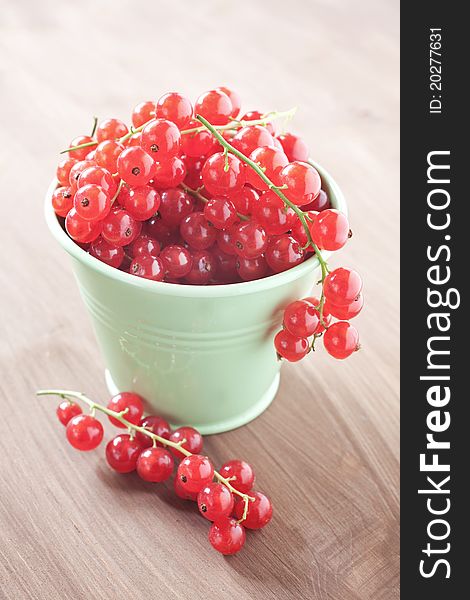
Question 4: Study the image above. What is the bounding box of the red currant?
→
[140,118,181,159]
[197,483,234,521]
[310,209,350,251]
[117,147,156,187]
[302,188,330,212]
[327,293,364,320]
[152,156,186,188]
[105,434,142,473]
[274,330,309,361]
[183,155,204,188]
[323,321,360,359]
[89,236,124,268]
[324,268,363,306]
[181,120,215,157]
[280,161,321,206]
[212,247,239,282]
[253,191,296,235]
[96,118,128,142]
[136,447,174,482]
[216,226,238,256]
[203,197,238,229]
[159,189,194,227]
[160,245,193,278]
[236,255,268,281]
[231,125,275,156]
[202,153,245,197]
[52,186,74,217]
[74,184,110,221]
[229,186,258,216]
[265,235,304,272]
[304,296,331,333]
[57,157,78,186]
[94,140,124,173]
[68,135,95,161]
[234,491,273,529]
[65,208,102,243]
[208,517,246,555]
[276,132,309,162]
[102,208,140,246]
[177,455,214,493]
[215,86,241,118]
[130,254,165,281]
[69,160,97,189]
[132,100,156,128]
[283,299,320,337]
[66,414,103,451]
[180,212,216,250]
[129,235,161,258]
[156,92,193,129]
[121,185,161,221]
[185,249,217,285]
[56,401,82,426]
[194,89,233,125]
[219,460,255,493]
[241,110,275,135]
[78,165,117,197]
[169,426,203,459]
[174,476,198,501]
[145,215,176,246]
[290,211,318,248]
[107,392,144,428]
[246,147,288,191]
[135,415,171,448]
[233,221,268,259]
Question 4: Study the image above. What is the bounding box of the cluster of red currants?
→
[49,389,272,555]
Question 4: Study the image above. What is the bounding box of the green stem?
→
[60,140,98,155]
[180,183,249,222]
[111,179,125,205]
[90,116,98,137]
[36,389,254,519]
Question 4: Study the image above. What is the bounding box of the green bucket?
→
[45,161,346,434]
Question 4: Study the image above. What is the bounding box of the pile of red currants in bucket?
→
[52,87,362,362]
[37,389,272,555]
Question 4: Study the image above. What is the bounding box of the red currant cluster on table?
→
[38,389,272,555]
[52,86,362,360]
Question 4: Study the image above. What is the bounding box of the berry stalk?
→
[36,389,254,521]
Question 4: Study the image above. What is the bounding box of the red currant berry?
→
[52,186,74,217]
[274,329,309,362]
[215,86,241,118]
[216,226,238,256]
[69,160,97,189]
[234,491,273,529]
[121,185,161,221]
[180,212,216,250]
[181,120,215,157]
[265,235,304,272]
[198,483,234,521]
[236,255,268,281]
[130,235,161,258]
[233,221,268,259]
[241,111,275,135]
[56,401,82,426]
[107,392,144,428]
[129,255,165,281]
[324,268,363,306]
[160,245,193,278]
[132,100,156,128]
[68,135,95,161]
[230,186,258,216]
[302,188,330,212]
[283,299,320,337]
[152,156,186,188]
[212,247,239,282]
[246,147,288,191]
[208,517,246,555]
[94,140,124,173]
[304,297,331,334]
[183,155,204,189]
[66,414,104,451]
[177,455,214,493]
[310,209,350,251]
[290,211,318,248]
[276,133,309,162]
[169,426,203,459]
[102,208,140,246]
[280,161,321,206]
[323,321,360,359]
[89,236,124,268]
[327,293,364,320]
[65,208,102,243]
[78,165,117,197]
[253,190,296,235]
[202,152,245,197]
[117,147,155,186]
[194,89,233,125]
[185,249,217,285]
[174,476,198,501]
[145,215,176,246]
[156,92,193,129]
[140,118,181,159]
[203,197,238,229]
[74,184,110,221]
[135,415,171,448]
[57,157,78,186]
[136,447,174,482]
[96,118,128,143]
[219,460,255,493]
[159,189,194,227]
[105,434,142,473]
[231,125,275,156]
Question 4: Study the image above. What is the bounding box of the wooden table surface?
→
[0,1,399,598]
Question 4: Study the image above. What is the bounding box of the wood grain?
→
[0,0,399,598]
